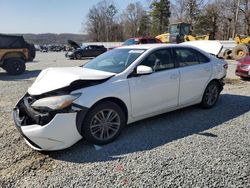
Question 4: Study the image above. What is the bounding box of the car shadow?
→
[241,77,250,81]
[0,70,41,81]
[82,57,94,60]
[47,94,250,163]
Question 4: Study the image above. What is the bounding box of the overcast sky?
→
[0,0,149,34]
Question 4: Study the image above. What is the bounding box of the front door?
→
[128,48,180,117]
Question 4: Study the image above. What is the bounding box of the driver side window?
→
[141,49,174,72]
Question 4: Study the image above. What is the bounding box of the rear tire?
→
[232,44,249,60]
[75,53,82,60]
[3,58,26,75]
[82,101,125,145]
[200,81,220,109]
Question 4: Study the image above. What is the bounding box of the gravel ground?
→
[0,52,249,187]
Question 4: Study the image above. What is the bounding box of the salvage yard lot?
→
[0,52,249,187]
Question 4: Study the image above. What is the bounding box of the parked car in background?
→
[39,45,48,53]
[48,44,64,52]
[13,42,227,151]
[235,53,250,79]
[122,37,162,46]
[0,34,36,75]
[66,45,107,59]
[108,37,162,50]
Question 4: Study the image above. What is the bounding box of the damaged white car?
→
[13,42,227,151]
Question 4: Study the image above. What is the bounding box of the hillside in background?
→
[21,33,88,45]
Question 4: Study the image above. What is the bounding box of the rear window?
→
[123,39,137,46]
[174,47,210,67]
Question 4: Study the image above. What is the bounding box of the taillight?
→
[223,63,228,69]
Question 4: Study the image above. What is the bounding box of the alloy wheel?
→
[90,109,121,141]
[205,84,218,106]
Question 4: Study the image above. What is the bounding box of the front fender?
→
[72,79,131,117]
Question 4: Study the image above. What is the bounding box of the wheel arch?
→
[201,78,224,101]
[90,97,128,123]
[2,52,26,63]
[76,97,128,141]
[208,78,224,92]
[200,78,223,108]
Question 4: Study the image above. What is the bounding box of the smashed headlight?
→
[31,93,81,111]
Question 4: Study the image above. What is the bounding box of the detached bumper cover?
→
[13,95,83,151]
[14,108,82,151]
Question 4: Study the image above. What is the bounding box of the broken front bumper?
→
[13,95,83,151]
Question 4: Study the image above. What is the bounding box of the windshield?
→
[169,25,179,35]
[122,38,138,46]
[181,24,191,35]
[83,49,145,73]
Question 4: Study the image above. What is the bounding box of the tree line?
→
[84,0,250,42]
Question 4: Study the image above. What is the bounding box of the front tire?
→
[82,102,125,145]
[200,81,220,108]
[3,58,26,75]
[75,53,82,60]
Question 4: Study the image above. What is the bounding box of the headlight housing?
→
[31,93,81,111]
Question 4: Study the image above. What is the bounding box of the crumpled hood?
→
[182,40,223,56]
[28,67,115,95]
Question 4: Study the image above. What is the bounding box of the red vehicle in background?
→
[235,53,250,79]
[122,37,162,46]
[108,37,162,50]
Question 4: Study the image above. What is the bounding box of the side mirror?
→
[136,65,153,75]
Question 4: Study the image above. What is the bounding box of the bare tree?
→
[194,3,220,39]
[85,0,119,42]
[239,0,250,35]
[121,2,145,38]
[213,0,248,39]
[171,0,205,23]
[171,0,187,22]
[232,0,241,38]
[84,0,248,42]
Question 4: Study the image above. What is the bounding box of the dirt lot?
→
[0,52,249,187]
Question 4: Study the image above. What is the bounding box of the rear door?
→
[173,47,212,105]
[128,48,180,117]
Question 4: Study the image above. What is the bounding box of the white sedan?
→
[13,43,227,151]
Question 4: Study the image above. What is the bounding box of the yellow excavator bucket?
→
[156,33,170,43]
[184,35,209,41]
[234,35,250,44]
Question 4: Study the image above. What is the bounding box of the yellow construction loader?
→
[156,22,209,43]
[223,35,250,60]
